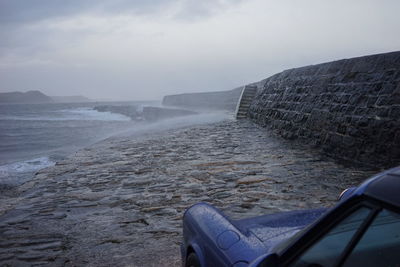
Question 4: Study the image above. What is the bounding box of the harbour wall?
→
[248,51,400,167]
[162,87,242,111]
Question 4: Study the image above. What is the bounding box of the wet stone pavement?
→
[0,119,376,266]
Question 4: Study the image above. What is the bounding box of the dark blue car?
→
[181,166,400,267]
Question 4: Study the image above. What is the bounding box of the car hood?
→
[234,208,328,251]
[249,225,303,247]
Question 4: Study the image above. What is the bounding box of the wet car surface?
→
[182,166,400,267]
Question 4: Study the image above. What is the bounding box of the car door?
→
[283,201,400,267]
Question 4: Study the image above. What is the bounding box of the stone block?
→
[389,105,400,117]
[249,51,400,167]
[377,107,390,117]
[380,83,396,95]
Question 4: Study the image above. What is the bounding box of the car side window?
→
[290,207,372,267]
[343,209,400,267]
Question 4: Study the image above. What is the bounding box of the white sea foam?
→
[0,156,55,180]
[59,107,131,121]
[0,107,131,121]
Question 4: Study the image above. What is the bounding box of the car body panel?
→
[181,166,400,266]
[182,204,328,266]
[182,203,267,266]
[234,208,327,249]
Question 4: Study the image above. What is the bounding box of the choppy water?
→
[0,101,153,186]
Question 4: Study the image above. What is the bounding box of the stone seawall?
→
[162,87,242,111]
[249,51,400,167]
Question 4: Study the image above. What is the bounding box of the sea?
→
[0,101,154,187]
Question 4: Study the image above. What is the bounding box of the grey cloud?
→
[0,0,244,26]
[0,0,244,52]
[173,0,244,21]
[0,0,90,24]
[0,0,173,25]
[0,0,399,101]
[0,0,173,52]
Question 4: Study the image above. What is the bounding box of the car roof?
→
[361,166,400,208]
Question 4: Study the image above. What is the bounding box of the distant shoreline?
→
[0,90,93,104]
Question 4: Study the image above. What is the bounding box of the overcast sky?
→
[0,0,399,100]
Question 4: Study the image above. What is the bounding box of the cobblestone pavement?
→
[0,119,376,266]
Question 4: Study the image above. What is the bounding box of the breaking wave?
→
[0,107,131,121]
[0,156,55,185]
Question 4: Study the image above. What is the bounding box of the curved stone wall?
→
[162,87,242,111]
[249,51,400,167]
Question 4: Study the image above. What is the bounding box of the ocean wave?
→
[0,156,55,179]
[59,107,131,121]
[0,107,131,121]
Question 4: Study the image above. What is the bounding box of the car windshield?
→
[271,217,319,255]
[343,209,400,266]
[290,207,372,267]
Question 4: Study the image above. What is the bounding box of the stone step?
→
[235,86,258,119]
[243,91,256,96]
[239,104,251,109]
[239,102,251,106]
[239,103,250,106]
[242,95,256,100]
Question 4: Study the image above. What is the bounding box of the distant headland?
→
[0,90,53,104]
[0,90,91,104]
